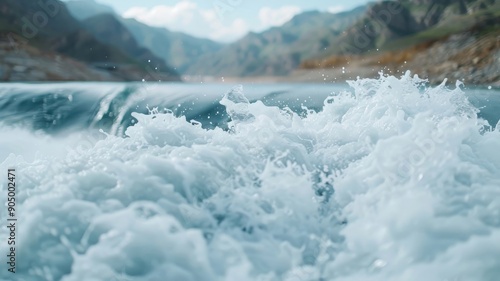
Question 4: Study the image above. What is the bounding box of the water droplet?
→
[488,86,492,90]
[373,259,387,268]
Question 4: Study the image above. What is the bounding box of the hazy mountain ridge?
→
[63,0,116,21]
[185,6,368,77]
[65,0,224,73]
[120,18,224,73]
[81,13,178,78]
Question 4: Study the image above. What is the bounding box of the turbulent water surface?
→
[1,73,500,281]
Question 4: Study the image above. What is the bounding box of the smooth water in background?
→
[0,73,500,281]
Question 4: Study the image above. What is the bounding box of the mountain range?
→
[185,7,368,77]
[0,0,498,84]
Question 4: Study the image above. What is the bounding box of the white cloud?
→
[122,1,249,42]
[258,6,301,29]
[327,5,346,14]
[123,2,197,26]
[200,10,249,40]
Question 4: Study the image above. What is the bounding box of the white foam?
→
[1,72,499,281]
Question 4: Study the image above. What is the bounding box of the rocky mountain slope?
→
[300,0,500,85]
[320,0,499,56]
[0,34,119,81]
[0,0,180,81]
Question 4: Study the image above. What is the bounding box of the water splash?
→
[220,85,255,127]
[1,73,499,281]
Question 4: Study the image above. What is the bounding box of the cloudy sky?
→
[88,0,370,42]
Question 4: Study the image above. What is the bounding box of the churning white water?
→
[0,73,499,281]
